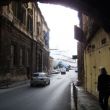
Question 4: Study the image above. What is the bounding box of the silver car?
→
[30,72,50,87]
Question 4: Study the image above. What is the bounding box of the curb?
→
[71,83,75,110]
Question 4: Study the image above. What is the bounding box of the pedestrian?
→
[97,67,110,110]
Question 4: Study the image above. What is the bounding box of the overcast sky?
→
[38,3,79,58]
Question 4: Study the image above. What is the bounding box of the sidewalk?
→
[0,80,30,94]
[75,86,102,110]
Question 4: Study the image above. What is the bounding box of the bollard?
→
[73,83,78,110]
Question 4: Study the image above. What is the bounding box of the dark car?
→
[66,68,69,71]
[30,72,50,87]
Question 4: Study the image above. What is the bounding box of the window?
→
[12,2,17,17]
[44,31,49,47]
[20,48,23,66]
[10,45,14,66]
[91,44,95,50]
[26,49,30,66]
[101,38,106,45]
[27,15,33,35]
[12,1,22,20]
[37,22,41,35]
[10,44,17,66]
[20,7,26,25]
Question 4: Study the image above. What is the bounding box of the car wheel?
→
[48,80,50,85]
[30,84,34,87]
[46,81,48,85]
[44,83,47,86]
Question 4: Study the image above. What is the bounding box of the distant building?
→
[49,56,54,74]
[0,2,50,81]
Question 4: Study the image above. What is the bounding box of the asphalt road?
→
[0,70,77,110]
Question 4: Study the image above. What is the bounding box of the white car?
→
[60,68,66,74]
[30,72,50,87]
[51,69,60,74]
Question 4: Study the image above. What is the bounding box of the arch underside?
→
[0,0,110,32]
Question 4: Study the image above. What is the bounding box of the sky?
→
[38,3,79,58]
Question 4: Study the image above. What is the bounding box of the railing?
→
[13,16,32,38]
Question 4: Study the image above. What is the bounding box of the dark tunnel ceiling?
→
[0,0,110,32]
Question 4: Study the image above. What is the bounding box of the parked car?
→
[75,68,78,73]
[51,69,60,74]
[60,68,66,74]
[30,72,50,87]
[66,67,69,71]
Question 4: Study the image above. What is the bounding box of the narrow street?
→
[0,70,77,110]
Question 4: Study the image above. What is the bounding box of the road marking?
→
[71,83,74,110]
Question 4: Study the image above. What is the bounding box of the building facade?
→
[75,12,110,99]
[0,2,50,81]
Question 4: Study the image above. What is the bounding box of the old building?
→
[0,2,50,81]
[75,12,110,100]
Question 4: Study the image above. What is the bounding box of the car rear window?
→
[32,73,46,77]
[32,74,39,77]
[39,73,46,77]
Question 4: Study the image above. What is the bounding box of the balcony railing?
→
[12,16,32,38]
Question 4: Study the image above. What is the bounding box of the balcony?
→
[37,36,45,46]
[12,16,32,38]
